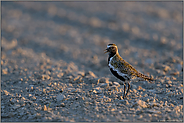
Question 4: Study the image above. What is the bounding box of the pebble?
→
[109,85,118,91]
[131,85,137,90]
[56,94,66,102]
[99,83,109,88]
[154,63,171,72]
[43,105,47,111]
[113,82,120,87]
[133,100,148,108]
[12,104,21,110]
[97,77,109,84]
[146,110,161,114]
[120,100,129,105]
[85,71,97,78]
[93,87,102,94]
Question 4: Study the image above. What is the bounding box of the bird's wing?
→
[117,57,138,75]
[118,56,154,81]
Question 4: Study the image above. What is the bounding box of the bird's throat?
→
[108,52,116,64]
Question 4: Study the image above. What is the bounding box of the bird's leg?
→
[123,83,126,99]
[125,82,130,98]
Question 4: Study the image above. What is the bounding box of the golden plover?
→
[104,43,154,99]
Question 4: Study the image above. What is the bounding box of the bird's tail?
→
[137,72,155,81]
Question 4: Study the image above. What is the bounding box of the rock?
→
[77,71,85,76]
[163,65,171,72]
[56,94,66,102]
[99,83,109,88]
[12,104,21,110]
[154,63,171,72]
[57,103,65,107]
[9,98,17,104]
[131,85,137,90]
[84,76,98,84]
[145,110,161,114]
[120,100,129,105]
[97,77,109,84]
[133,100,148,108]
[109,85,118,91]
[93,87,102,94]
[113,82,120,87]
[42,74,51,80]
[137,86,142,90]
[72,76,83,83]
[85,71,97,78]
[43,105,47,111]
[148,102,161,108]
[3,90,10,95]
[103,97,111,103]
[30,85,34,90]
[31,96,37,101]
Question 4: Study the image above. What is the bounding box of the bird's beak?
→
[104,48,108,54]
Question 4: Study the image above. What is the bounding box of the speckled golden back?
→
[110,54,139,78]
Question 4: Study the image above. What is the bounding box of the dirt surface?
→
[1,1,183,122]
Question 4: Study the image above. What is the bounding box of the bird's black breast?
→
[110,68,130,81]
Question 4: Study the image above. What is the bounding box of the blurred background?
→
[2,2,182,73]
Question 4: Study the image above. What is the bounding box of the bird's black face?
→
[104,44,118,55]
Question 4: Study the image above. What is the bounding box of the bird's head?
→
[104,43,118,55]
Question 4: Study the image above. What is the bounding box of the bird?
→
[104,43,154,99]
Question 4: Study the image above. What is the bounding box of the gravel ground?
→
[1,1,183,122]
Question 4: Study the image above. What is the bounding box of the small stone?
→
[111,108,116,112]
[163,65,171,72]
[97,77,109,84]
[99,83,109,88]
[42,74,50,80]
[77,71,85,76]
[136,110,143,115]
[145,110,161,114]
[132,85,137,90]
[164,101,168,106]
[43,89,46,94]
[133,89,137,93]
[137,86,142,90]
[120,100,129,105]
[148,102,161,107]
[167,92,174,97]
[30,85,34,90]
[93,87,102,94]
[56,94,66,102]
[154,63,171,72]
[113,82,120,87]
[59,103,65,107]
[12,104,21,110]
[3,90,10,95]
[2,68,8,74]
[93,89,98,94]
[35,113,42,118]
[104,97,111,103]
[166,80,172,84]
[43,105,47,111]
[31,96,37,101]
[85,71,97,78]
[133,100,147,108]
[109,85,118,91]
